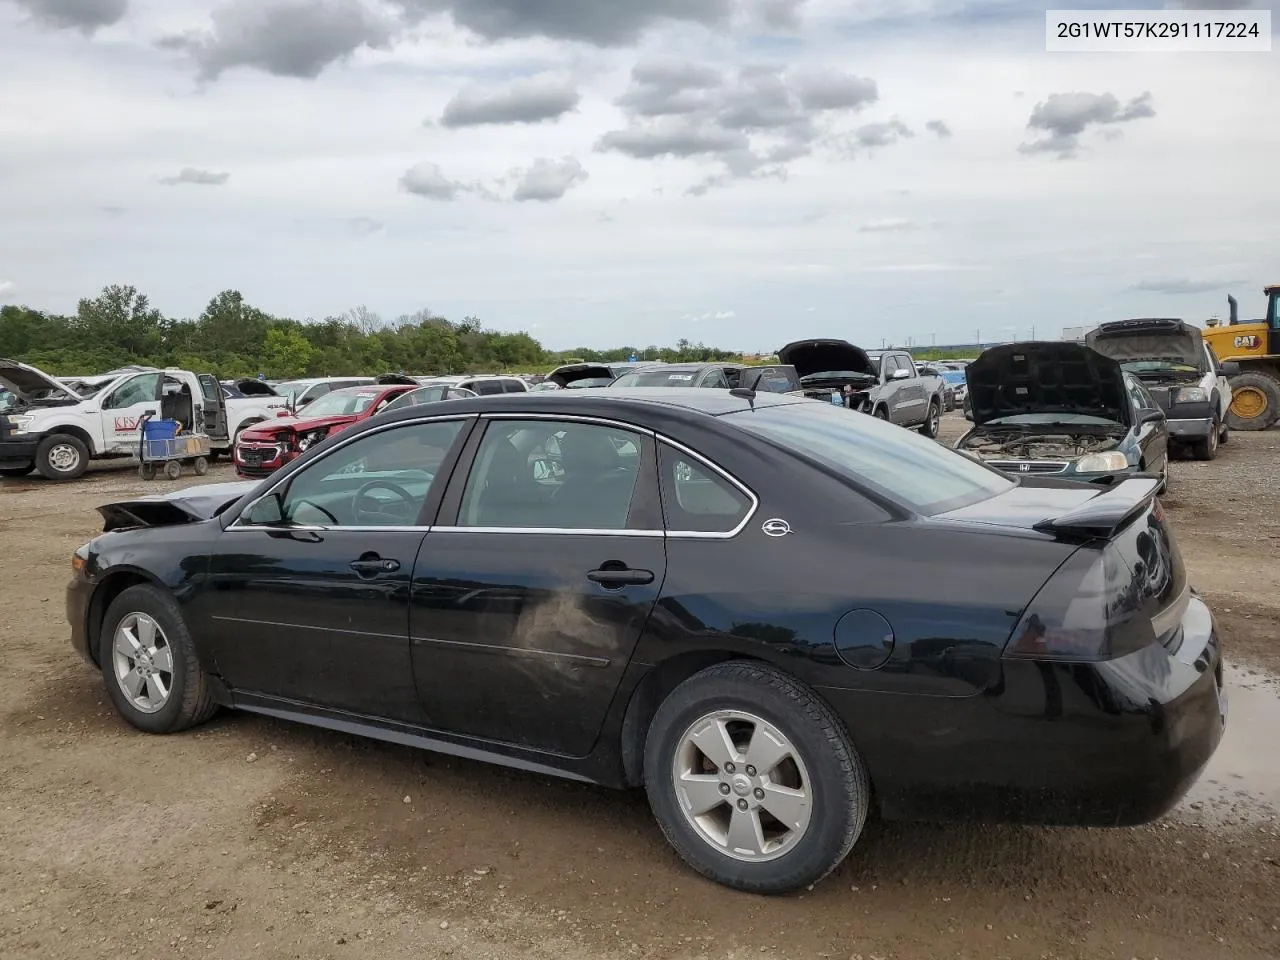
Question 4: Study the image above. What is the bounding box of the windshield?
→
[565,377,615,389]
[299,389,383,418]
[985,413,1122,426]
[611,369,700,387]
[728,401,1013,514]
[941,370,967,384]
[273,380,309,404]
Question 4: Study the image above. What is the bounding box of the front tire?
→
[1190,416,1220,461]
[643,661,870,894]
[98,584,218,734]
[918,399,941,438]
[36,433,89,481]
[1226,372,1280,431]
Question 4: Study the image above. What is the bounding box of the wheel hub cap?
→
[1233,387,1265,418]
[50,444,78,471]
[111,612,173,714]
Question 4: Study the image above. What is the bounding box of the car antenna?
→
[729,386,756,409]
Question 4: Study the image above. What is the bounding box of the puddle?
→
[1179,663,1280,823]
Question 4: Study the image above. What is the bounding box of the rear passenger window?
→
[658,442,752,534]
[501,379,525,393]
[471,379,505,396]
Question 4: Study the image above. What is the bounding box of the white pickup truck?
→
[0,359,287,480]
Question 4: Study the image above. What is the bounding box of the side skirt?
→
[229,691,610,787]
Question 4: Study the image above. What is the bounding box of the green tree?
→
[261,326,315,378]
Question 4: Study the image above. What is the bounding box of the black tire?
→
[0,465,34,478]
[36,433,89,481]
[98,584,218,734]
[643,661,870,894]
[193,457,209,476]
[163,459,182,480]
[1219,418,1230,444]
[1225,372,1280,431]
[1190,416,1220,461]
[139,462,157,480]
[873,406,888,421]
[918,399,941,438]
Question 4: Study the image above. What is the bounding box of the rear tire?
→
[98,584,218,734]
[193,457,209,476]
[643,661,869,894]
[873,406,888,421]
[36,433,89,481]
[1226,372,1280,431]
[163,460,182,480]
[918,399,941,438]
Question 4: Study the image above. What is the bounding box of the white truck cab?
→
[0,359,286,480]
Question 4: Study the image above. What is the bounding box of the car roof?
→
[371,386,802,429]
[626,362,744,372]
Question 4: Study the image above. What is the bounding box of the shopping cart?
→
[137,412,212,481]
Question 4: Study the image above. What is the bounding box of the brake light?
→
[1005,546,1155,662]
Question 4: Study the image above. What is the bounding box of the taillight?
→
[1005,546,1158,662]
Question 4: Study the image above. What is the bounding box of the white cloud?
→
[0,279,15,300]
[0,0,1275,350]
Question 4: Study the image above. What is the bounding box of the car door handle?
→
[350,557,400,576]
[587,567,654,587]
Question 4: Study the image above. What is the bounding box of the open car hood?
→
[98,480,260,532]
[0,357,82,402]
[228,378,280,396]
[243,412,358,435]
[965,342,1129,426]
[547,364,616,388]
[376,373,420,386]
[1085,318,1207,371]
[777,340,877,380]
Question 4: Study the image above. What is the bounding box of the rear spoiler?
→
[1032,476,1162,540]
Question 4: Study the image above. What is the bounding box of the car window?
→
[102,373,160,409]
[727,401,1014,515]
[468,379,505,396]
[457,420,645,530]
[701,368,730,389]
[265,420,466,528]
[658,443,752,534]
[303,383,331,404]
[501,379,525,393]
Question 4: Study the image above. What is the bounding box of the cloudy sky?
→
[0,0,1275,351]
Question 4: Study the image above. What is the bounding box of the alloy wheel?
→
[111,612,175,714]
[671,710,813,862]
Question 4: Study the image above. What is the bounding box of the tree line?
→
[0,285,748,379]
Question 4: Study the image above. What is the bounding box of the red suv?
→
[233,383,417,478]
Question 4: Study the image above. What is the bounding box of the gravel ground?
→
[2,414,1277,960]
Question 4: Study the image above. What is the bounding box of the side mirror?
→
[244,493,284,526]
[890,368,912,381]
[143,409,157,417]
[1140,408,1166,425]
[1219,361,1241,377]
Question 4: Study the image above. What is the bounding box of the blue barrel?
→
[143,419,180,441]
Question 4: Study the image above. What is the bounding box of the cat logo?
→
[1234,335,1261,349]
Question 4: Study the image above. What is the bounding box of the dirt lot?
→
[3,415,1278,960]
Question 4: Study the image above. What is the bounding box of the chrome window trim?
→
[227,413,476,530]
[228,410,760,540]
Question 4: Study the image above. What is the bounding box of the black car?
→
[957,342,1172,489]
[67,389,1224,894]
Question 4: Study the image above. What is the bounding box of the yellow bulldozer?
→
[1203,284,1280,430]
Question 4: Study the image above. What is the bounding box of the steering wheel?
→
[353,479,418,525]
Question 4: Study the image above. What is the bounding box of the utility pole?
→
[1030,325,1036,340]
[975,328,980,346]
[932,332,936,346]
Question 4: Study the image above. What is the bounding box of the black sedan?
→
[67,389,1225,894]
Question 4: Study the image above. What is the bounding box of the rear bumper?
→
[830,596,1225,826]
[1166,417,1214,439]
[0,437,39,468]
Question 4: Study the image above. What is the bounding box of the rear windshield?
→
[727,401,1014,515]
[612,369,700,387]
